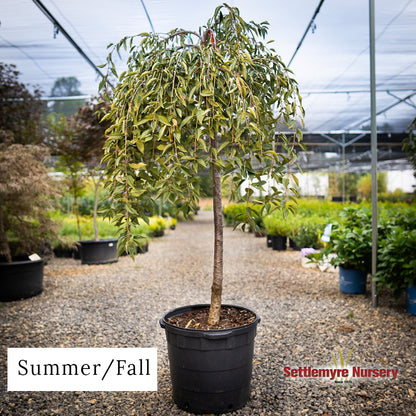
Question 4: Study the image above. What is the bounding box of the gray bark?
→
[208,135,223,326]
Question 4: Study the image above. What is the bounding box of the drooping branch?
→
[165,30,203,42]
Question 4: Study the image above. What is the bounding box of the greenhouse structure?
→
[1,1,415,415]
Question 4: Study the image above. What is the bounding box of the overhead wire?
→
[288,0,325,67]
[31,0,108,85]
[139,0,155,33]
[47,0,101,62]
[298,0,415,132]
[0,34,55,81]
[322,0,413,91]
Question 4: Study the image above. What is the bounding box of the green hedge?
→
[223,199,343,248]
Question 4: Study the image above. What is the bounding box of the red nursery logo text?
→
[283,366,398,380]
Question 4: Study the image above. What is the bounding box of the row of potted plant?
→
[51,212,176,260]
[308,205,416,314]
[224,199,343,251]
[224,199,416,315]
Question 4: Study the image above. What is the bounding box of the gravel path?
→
[1,209,415,415]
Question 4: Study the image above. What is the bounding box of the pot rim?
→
[78,238,118,245]
[160,303,260,335]
[0,258,43,266]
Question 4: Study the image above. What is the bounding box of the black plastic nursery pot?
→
[121,243,149,256]
[271,235,287,251]
[0,258,44,301]
[79,239,118,265]
[137,243,149,254]
[53,244,79,259]
[289,238,300,251]
[160,304,260,414]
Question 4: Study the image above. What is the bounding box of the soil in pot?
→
[166,305,256,330]
[160,304,260,414]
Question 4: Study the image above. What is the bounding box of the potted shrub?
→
[101,4,303,413]
[74,100,119,265]
[0,143,58,301]
[120,223,151,255]
[289,214,326,250]
[263,214,292,251]
[324,207,372,294]
[169,217,177,231]
[148,216,168,238]
[49,101,119,264]
[374,224,416,315]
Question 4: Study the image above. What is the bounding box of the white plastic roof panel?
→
[1,0,415,133]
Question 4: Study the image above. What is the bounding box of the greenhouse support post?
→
[369,0,378,307]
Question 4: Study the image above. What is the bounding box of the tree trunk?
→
[0,206,12,263]
[71,174,82,241]
[93,176,99,241]
[208,135,224,326]
[74,193,81,241]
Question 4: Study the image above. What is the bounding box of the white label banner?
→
[8,348,157,391]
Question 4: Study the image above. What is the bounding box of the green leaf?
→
[155,114,171,126]
[136,141,144,153]
[130,163,146,170]
[201,89,213,97]
[180,115,194,128]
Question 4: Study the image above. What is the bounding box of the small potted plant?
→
[289,215,325,251]
[374,225,416,314]
[101,4,303,413]
[300,247,318,269]
[324,207,372,294]
[0,143,58,301]
[263,214,292,251]
[148,216,168,238]
[169,217,178,231]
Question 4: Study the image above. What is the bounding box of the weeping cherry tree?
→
[101,4,304,326]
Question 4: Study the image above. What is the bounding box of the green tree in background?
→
[357,172,387,200]
[49,76,85,116]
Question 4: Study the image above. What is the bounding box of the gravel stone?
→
[1,209,415,415]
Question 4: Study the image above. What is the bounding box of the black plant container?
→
[271,235,287,251]
[289,238,300,251]
[79,239,118,265]
[53,246,74,258]
[137,243,149,254]
[0,258,44,301]
[160,304,260,414]
[266,235,273,248]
